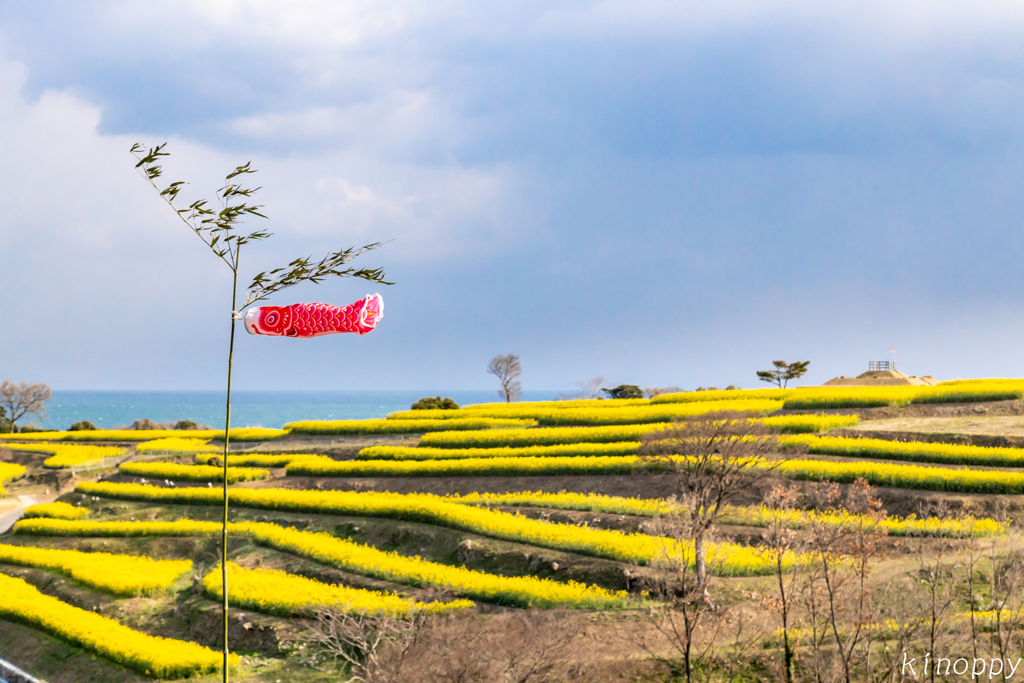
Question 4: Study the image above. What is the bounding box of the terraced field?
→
[2,384,1024,681]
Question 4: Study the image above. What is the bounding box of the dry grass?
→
[848,415,1024,436]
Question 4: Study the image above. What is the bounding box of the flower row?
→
[717,504,1008,538]
[0,462,25,494]
[776,458,1024,494]
[286,454,642,478]
[651,381,1024,408]
[284,417,536,435]
[445,491,1005,538]
[783,434,1024,468]
[204,562,474,617]
[136,437,219,454]
[119,461,270,483]
[23,501,90,520]
[385,399,783,426]
[74,482,793,575]
[357,442,642,461]
[0,542,191,596]
[0,427,285,442]
[8,443,125,469]
[15,517,628,609]
[416,414,856,450]
[196,453,304,467]
[0,573,230,677]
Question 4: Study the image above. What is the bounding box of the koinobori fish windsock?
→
[244,294,384,338]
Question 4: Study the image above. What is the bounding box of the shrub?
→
[68,421,97,431]
[602,385,644,400]
[18,424,47,433]
[411,396,460,410]
[175,420,198,430]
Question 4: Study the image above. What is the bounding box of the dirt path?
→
[0,493,58,534]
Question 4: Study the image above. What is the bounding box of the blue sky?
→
[1,1,1024,392]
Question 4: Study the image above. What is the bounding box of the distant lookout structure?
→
[823,362,936,387]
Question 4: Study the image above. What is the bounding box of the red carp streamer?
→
[243,294,384,338]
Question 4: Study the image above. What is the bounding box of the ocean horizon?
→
[33,390,565,431]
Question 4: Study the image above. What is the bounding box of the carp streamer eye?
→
[263,311,280,327]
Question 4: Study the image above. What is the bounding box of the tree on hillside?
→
[487,354,522,403]
[602,384,643,400]
[0,381,52,432]
[637,411,784,597]
[757,360,810,388]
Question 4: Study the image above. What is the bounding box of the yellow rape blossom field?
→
[196,452,310,467]
[381,399,782,425]
[0,543,191,595]
[205,562,474,617]
[72,482,796,574]
[0,573,231,677]
[717,504,1009,538]
[13,518,629,609]
[783,434,1024,467]
[415,414,856,449]
[284,417,536,434]
[649,381,1024,408]
[8,384,1024,681]
[119,461,270,483]
[776,458,1024,493]
[357,441,643,460]
[0,427,286,442]
[23,501,90,520]
[0,462,25,494]
[286,453,644,477]
[7,443,126,469]
[136,437,219,454]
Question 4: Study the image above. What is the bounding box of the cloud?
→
[2,2,1024,392]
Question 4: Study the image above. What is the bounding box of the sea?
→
[35,390,564,431]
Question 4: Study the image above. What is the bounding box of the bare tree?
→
[0,381,52,432]
[914,540,959,683]
[487,353,522,403]
[644,386,683,398]
[634,516,722,683]
[759,483,802,683]
[637,411,784,595]
[804,479,886,683]
[556,377,603,401]
[305,607,424,683]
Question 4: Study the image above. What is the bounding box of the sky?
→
[2,1,1024,392]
